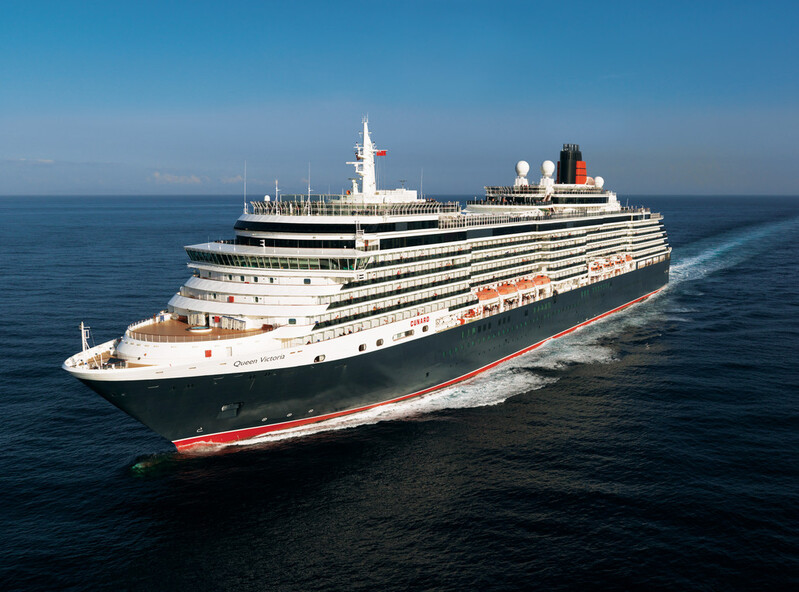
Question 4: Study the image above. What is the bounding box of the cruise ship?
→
[63,120,671,451]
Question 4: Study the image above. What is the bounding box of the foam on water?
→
[669,216,799,285]
[236,368,558,447]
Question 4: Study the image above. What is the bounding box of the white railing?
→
[126,326,274,344]
[439,207,650,230]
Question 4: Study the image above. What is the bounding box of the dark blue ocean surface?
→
[1,195,798,591]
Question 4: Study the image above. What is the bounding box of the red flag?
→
[375,150,387,156]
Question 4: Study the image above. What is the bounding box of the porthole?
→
[422,325,429,332]
[314,355,325,363]
[289,318,296,325]
[376,339,384,346]
[358,344,366,352]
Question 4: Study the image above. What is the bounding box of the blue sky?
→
[1,0,797,195]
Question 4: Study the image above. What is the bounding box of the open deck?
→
[127,319,271,343]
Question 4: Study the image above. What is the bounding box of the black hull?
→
[82,260,669,448]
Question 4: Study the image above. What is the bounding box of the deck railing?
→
[248,198,459,217]
[438,207,649,229]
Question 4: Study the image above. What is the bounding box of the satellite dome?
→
[541,160,555,178]
[594,176,605,189]
[585,177,595,186]
[515,160,530,177]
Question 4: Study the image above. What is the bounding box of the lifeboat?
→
[625,254,633,262]
[533,275,551,286]
[497,283,518,297]
[516,279,536,293]
[476,288,500,302]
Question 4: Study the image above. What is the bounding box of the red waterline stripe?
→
[174,287,661,451]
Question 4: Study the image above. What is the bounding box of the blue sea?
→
[1,195,798,591]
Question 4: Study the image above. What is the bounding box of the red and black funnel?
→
[557,144,587,184]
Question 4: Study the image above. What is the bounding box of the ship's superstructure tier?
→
[167,198,668,351]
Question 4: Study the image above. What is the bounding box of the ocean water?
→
[1,195,798,591]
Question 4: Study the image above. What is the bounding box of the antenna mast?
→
[243,160,247,213]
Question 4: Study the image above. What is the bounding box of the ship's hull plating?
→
[82,260,669,450]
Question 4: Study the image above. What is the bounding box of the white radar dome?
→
[594,176,605,189]
[541,160,555,178]
[515,160,530,177]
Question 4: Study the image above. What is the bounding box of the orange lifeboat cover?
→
[516,280,535,291]
[533,275,551,285]
[497,283,518,295]
[476,288,500,301]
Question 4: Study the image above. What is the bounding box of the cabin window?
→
[314,355,325,363]
[376,339,384,346]
[422,325,429,332]
[358,344,366,352]
[393,329,414,341]
[304,278,311,285]
[288,318,296,325]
